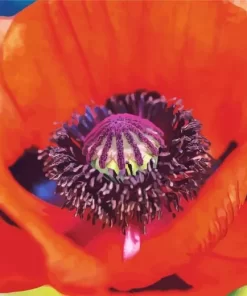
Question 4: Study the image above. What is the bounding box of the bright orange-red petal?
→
[1,0,247,165]
[84,142,247,291]
[177,252,247,295]
[176,203,247,293]
[212,202,247,258]
[1,0,247,293]
[0,220,47,292]
[0,162,108,294]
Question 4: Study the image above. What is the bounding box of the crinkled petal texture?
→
[1,0,247,294]
[1,0,247,164]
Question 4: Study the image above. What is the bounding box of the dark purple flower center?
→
[83,113,165,176]
[38,90,213,234]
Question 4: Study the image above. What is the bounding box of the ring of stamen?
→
[39,90,213,234]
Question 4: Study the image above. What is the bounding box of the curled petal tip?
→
[0,164,109,294]
[45,236,109,295]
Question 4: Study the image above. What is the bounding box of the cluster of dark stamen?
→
[38,90,213,234]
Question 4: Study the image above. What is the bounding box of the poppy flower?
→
[1,1,247,296]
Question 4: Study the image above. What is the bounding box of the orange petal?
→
[0,219,47,292]
[1,0,247,166]
[177,198,247,294]
[84,142,247,291]
[1,0,247,293]
[0,162,108,294]
[0,17,12,45]
[211,201,247,258]
[177,252,247,295]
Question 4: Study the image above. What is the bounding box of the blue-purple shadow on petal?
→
[32,180,56,201]
[32,180,64,206]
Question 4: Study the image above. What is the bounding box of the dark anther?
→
[39,90,213,234]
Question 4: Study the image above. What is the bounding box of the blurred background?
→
[0,0,35,16]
